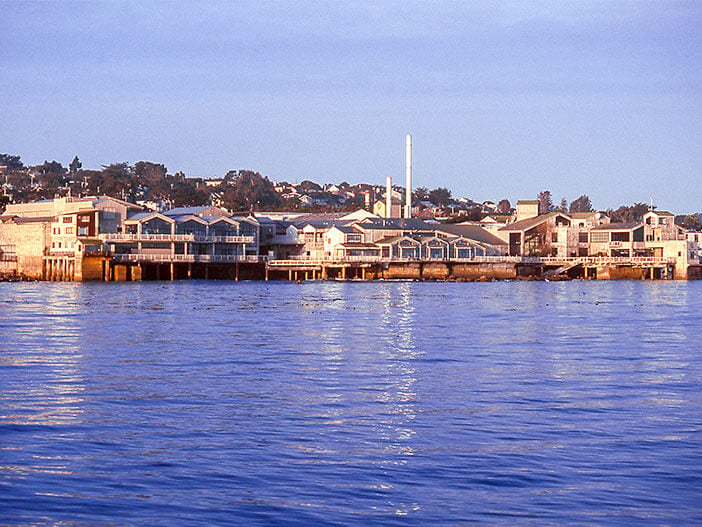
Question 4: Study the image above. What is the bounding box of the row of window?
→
[0,244,17,261]
[52,226,89,236]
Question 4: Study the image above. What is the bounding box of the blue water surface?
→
[1,280,701,525]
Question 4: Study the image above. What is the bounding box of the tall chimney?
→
[405,134,412,218]
[385,176,392,218]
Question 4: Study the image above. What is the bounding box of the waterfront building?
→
[108,211,259,260]
[2,197,700,281]
[256,217,302,259]
[588,222,645,257]
[498,212,573,257]
[0,196,141,279]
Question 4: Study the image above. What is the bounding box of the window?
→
[65,227,73,235]
[611,232,630,242]
[551,233,558,243]
[78,227,88,236]
[63,216,72,223]
[0,244,17,261]
[579,232,589,243]
[591,232,609,243]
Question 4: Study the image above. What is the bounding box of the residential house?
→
[108,209,259,262]
[588,222,645,257]
[498,212,573,256]
[1,195,142,279]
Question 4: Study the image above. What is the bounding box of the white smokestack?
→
[405,134,412,218]
[385,176,392,218]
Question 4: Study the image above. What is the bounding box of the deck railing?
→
[112,254,262,263]
[267,255,676,266]
[103,233,255,243]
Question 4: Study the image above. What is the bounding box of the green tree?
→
[0,154,23,171]
[134,161,168,198]
[69,156,82,178]
[221,170,281,211]
[298,180,322,192]
[608,202,650,223]
[87,163,135,199]
[33,160,68,192]
[569,195,593,213]
[496,199,511,214]
[414,186,429,202]
[537,190,553,214]
[682,213,701,231]
[167,171,209,207]
[428,187,452,207]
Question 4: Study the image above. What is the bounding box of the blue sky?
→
[1,1,700,212]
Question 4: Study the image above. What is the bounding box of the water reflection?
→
[292,282,421,515]
[1,280,700,525]
[1,284,85,427]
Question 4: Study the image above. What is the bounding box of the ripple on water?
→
[0,280,701,525]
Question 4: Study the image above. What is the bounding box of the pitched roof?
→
[358,217,439,230]
[12,216,55,224]
[568,212,599,219]
[163,206,229,217]
[433,224,506,246]
[125,211,174,223]
[499,212,569,233]
[172,214,208,224]
[591,221,642,231]
[375,235,419,245]
[332,226,358,234]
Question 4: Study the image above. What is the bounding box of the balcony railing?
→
[46,250,76,257]
[266,255,676,266]
[103,233,255,243]
[112,254,262,263]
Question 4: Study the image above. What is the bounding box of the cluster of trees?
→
[537,190,594,215]
[533,190,702,227]
[413,186,455,208]
[0,154,285,213]
[2,153,700,228]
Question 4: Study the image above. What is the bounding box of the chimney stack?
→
[405,134,412,218]
[385,176,392,218]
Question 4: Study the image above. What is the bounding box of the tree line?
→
[536,189,701,230]
[1,153,699,229]
[0,154,287,212]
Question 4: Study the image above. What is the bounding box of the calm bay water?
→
[1,280,701,526]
